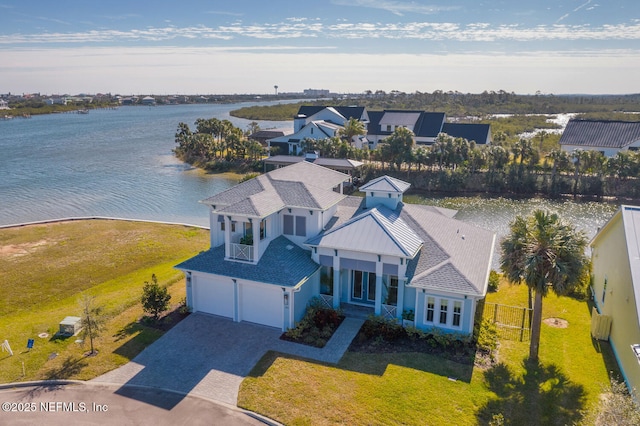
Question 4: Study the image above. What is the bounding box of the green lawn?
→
[239,280,615,425]
[0,220,209,383]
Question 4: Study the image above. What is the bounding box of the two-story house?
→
[176,161,496,334]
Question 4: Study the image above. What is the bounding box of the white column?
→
[332,256,340,309]
[374,262,383,315]
[224,216,231,259]
[397,277,406,320]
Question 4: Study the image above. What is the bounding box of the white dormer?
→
[359,176,411,210]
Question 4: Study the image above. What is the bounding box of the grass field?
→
[0,219,209,383]
[238,280,617,425]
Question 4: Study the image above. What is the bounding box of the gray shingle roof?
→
[201,162,349,217]
[359,175,411,193]
[560,119,640,149]
[175,236,320,287]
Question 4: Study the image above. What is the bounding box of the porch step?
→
[340,303,374,319]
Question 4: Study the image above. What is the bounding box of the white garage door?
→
[193,274,234,319]
[240,284,282,328]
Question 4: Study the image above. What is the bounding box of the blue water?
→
[0,101,619,267]
[0,102,293,227]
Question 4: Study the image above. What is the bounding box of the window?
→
[283,215,294,235]
[439,299,449,324]
[426,297,435,323]
[384,276,398,306]
[367,272,377,301]
[220,221,225,231]
[283,214,306,237]
[295,215,306,237]
[260,218,267,240]
[453,301,462,327]
[320,266,334,295]
[386,124,391,132]
[353,271,363,299]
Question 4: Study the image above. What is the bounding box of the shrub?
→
[488,270,500,292]
[141,274,171,321]
[362,315,405,341]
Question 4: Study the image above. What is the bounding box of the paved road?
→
[0,382,267,426]
[93,313,363,406]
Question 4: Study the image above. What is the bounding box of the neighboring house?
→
[268,106,369,155]
[560,119,640,157]
[0,99,8,110]
[249,128,293,146]
[141,96,156,105]
[263,154,363,175]
[268,106,491,154]
[45,97,68,105]
[176,162,495,334]
[591,205,640,395]
[367,110,445,146]
[441,122,492,146]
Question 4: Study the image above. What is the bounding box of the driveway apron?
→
[92,313,363,406]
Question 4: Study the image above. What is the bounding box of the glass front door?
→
[351,270,376,305]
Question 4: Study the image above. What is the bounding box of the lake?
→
[0,102,293,228]
[0,102,620,267]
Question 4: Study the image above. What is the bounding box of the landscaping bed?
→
[280,299,344,348]
[348,316,498,367]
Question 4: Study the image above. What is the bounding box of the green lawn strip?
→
[0,264,186,383]
[238,282,613,425]
[0,220,206,316]
[0,220,209,383]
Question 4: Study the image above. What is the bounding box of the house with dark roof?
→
[560,119,640,157]
[268,106,369,155]
[176,162,495,334]
[268,106,491,155]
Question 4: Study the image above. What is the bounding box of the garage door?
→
[240,284,282,328]
[193,274,234,319]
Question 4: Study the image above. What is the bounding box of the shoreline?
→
[0,216,210,231]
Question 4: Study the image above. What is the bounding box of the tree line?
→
[174,118,264,172]
[175,114,640,199]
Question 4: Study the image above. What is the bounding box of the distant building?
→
[0,99,8,110]
[303,88,330,97]
[45,97,68,106]
[560,119,640,157]
[141,96,156,105]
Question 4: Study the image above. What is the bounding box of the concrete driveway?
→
[92,313,362,406]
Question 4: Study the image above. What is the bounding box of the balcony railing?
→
[230,242,253,261]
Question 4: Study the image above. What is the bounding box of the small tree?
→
[80,294,105,356]
[141,274,171,321]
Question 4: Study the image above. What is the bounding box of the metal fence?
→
[483,302,532,342]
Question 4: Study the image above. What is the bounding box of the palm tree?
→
[500,210,587,362]
[338,117,366,146]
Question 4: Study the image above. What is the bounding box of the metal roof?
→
[559,119,640,149]
[306,205,423,258]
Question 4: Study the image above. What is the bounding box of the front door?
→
[351,270,376,305]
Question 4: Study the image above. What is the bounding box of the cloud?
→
[1,19,639,46]
[331,0,458,16]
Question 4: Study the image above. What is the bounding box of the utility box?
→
[590,307,612,341]
[59,316,82,336]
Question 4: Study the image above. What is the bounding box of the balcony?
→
[229,242,254,262]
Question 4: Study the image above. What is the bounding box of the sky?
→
[1,0,639,95]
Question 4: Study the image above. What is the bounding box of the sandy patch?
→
[0,239,51,258]
[544,317,569,328]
